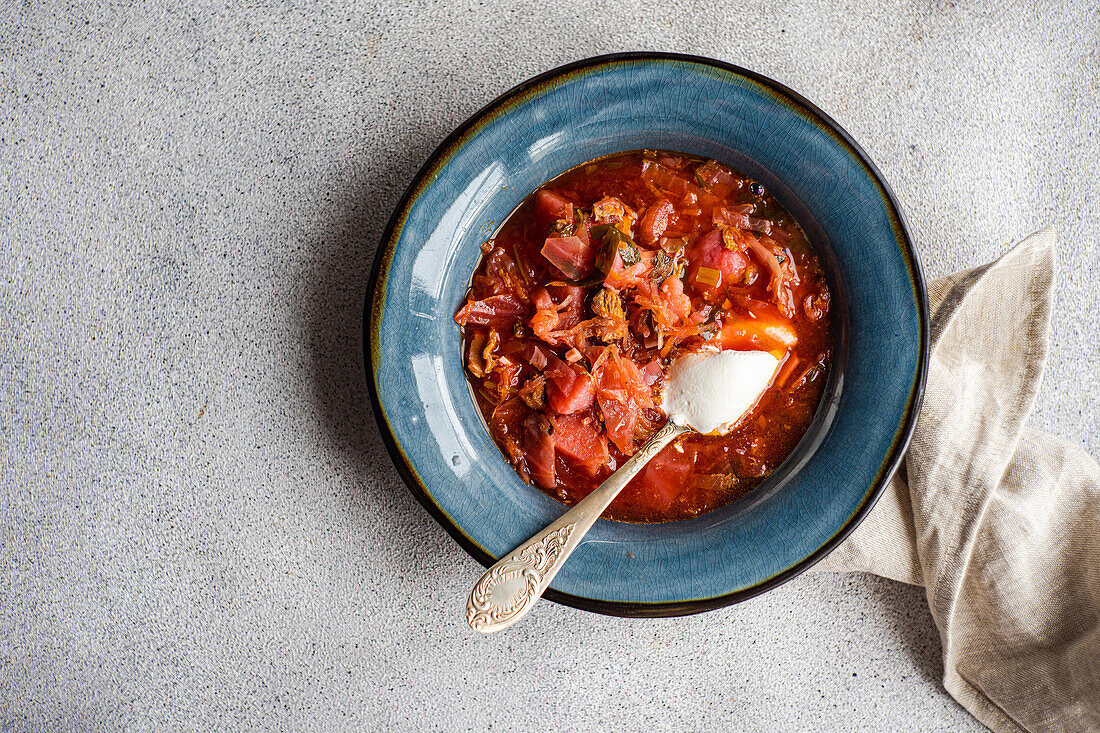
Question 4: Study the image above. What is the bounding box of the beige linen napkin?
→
[813,228,1100,731]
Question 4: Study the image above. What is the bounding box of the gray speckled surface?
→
[1,1,1097,730]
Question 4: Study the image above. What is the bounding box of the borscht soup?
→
[454,151,832,523]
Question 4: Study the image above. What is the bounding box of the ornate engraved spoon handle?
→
[467,417,691,633]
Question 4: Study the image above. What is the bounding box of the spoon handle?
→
[466,418,690,633]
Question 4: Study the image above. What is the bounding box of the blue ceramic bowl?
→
[366,53,927,616]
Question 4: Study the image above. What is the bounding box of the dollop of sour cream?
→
[660,349,781,434]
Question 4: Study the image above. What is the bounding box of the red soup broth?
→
[454,150,832,523]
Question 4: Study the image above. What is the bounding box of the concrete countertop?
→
[2,1,1096,730]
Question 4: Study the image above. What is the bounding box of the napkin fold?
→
[813,229,1100,732]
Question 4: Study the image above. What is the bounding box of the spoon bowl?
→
[368,53,926,617]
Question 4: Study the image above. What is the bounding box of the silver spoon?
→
[466,348,781,632]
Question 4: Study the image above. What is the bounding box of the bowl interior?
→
[368,55,925,614]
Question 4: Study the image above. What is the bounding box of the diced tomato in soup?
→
[455,151,832,523]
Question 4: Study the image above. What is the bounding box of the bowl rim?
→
[364,51,929,617]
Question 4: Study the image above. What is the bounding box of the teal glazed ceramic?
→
[366,53,927,616]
